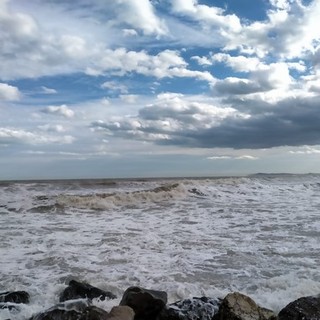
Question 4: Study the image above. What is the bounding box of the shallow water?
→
[1,174,320,319]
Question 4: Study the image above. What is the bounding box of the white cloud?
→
[191,55,212,66]
[289,146,320,155]
[301,71,320,94]
[224,0,320,58]
[0,127,74,145]
[171,0,197,13]
[269,0,290,10]
[120,94,139,104]
[0,83,20,101]
[207,155,258,160]
[101,81,128,94]
[42,105,75,118]
[211,53,261,72]
[41,86,57,94]
[211,54,293,94]
[38,124,66,133]
[171,0,242,33]
[0,1,217,85]
[88,48,215,83]
[122,28,138,37]
[113,0,168,36]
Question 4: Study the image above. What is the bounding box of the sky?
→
[1,0,320,180]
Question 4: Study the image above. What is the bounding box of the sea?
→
[1,174,320,319]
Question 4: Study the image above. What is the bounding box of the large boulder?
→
[0,291,30,304]
[107,306,135,320]
[80,306,110,320]
[278,295,320,320]
[60,280,116,302]
[214,292,277,320]
[161,296,221,320]
[29,299,109,320]
[120,286,167,320]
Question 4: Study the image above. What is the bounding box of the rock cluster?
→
[2,280,320,320]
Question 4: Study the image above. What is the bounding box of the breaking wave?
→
[55,183,189,210]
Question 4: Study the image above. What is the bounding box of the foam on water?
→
[1,175,320,319]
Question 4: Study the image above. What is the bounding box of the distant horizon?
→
[1,0,320,179]
[1,172,319,183]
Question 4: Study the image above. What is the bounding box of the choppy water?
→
[1,174,320,319]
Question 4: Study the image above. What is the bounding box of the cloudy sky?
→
[1,0,320,180]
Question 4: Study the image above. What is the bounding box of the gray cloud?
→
[213,78,270,95]
[91,95,320,149]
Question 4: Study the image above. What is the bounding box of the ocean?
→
[1,174,320,319]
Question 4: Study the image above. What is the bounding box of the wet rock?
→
[29,299,109,320]
[188,188,207,197]
[79,306,109,320]
[120,286,167,320]
[30,298,90,319]
[107,306,135,320]
[214,292,277,320]
[59,280,117,302]
[278,295,320,320]
[30,308,81,320]
[0,291,30,304]
[161,296,221,320]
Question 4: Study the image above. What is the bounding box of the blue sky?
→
[1,0,320,180]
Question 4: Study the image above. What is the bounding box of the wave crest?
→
[55,183,187,210]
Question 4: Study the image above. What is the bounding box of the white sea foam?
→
[1,175,320,319]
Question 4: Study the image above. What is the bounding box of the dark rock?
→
[161,296,221,320]
[120,286,167,320]
[59,280,116,302]
[278,295,320,320]
[0,291,30,304]
[188,188,207,197]
[214,292,277,320]
[29,299,109,320]
[30,308,81,320]
[79,306,109,320]
[29,299,90,320]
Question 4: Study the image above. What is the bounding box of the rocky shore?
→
[1,279,320,320]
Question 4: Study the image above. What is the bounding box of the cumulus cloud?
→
[113,0,167,36]
[91,93,250,146]
[91,93,320,149]
[211,53,294,94]
[87,48,215,83]
[302,71,320,93]
[42,105,75,118]
[0,83,20,101]
[2,0,320,166]
[171,0,242,33]
[224,0,320,58]
[191,55,212,66]
[0,0,216,85]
